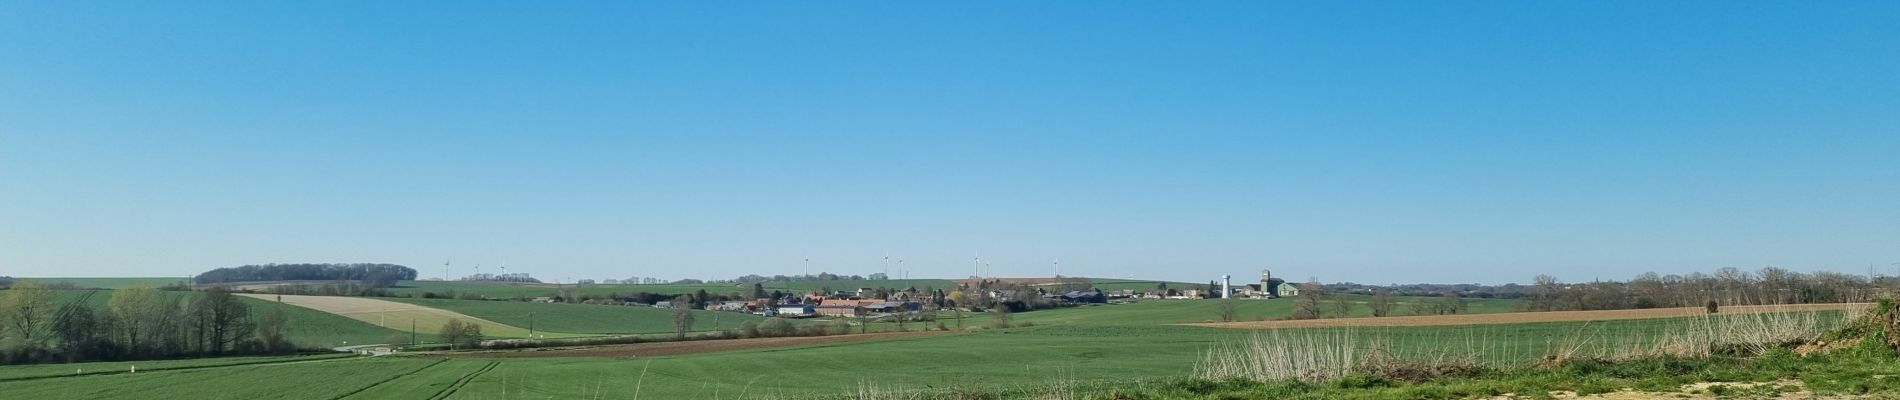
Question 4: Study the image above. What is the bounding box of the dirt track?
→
[445,331,946,358]
[1188,303,1871,329]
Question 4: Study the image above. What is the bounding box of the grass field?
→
[0,353,352,381]
[1007,294,1524,326]
[381,297,777,335]
[240,294,580,339]
[4,288,1864,399]
[20,277,191,289]
[6,313,1851,399]
[0,357,442,399]
[15,280,1871,399]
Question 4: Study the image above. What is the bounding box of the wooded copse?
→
[194,263,417,287]
[0,284,295,364]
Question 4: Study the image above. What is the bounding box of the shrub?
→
[759,318,797,337]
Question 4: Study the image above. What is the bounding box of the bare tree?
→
[257,308,292,352]
[671,299,695,340]
[1368,289,1395,317]
[108,286,164,354]
[1328,296,1352,318]
[1438,292,1466,314]
[1215,298,1238,322]
[188,287,253,354]
[1530,274,1563,311]
[1,281,56,344]
[1291,280,1324,320]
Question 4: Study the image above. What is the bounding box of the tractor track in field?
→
[427,361,500,400]
[332,359,447,400]
[442,331,948,358]
[0,354,357,383]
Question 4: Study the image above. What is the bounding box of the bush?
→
[735,320,761,338]
[759,318,797,337]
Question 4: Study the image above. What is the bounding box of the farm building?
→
[861,301,921,313]
[816,304,864,317]
[709,301,749,311]
[776,304,816,317]
[1275,281,1301,297]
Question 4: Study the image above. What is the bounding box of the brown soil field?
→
[444,331,946,358]
[1188,303,1871,329]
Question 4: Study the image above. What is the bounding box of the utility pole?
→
[410,317,416,346]
[529,312,535,338]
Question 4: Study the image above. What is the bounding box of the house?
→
[531,296,557,303]
[709,301,749,311]
[776,304,816,318]
[653,301,673,308]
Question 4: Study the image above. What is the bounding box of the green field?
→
[381,297,778,335]
[0,357,442,399]
[0,353,352,381]
[1010,294,1524,326]
[19,277,191,289]
[0,312,1847,399]
[10,282,1868,399]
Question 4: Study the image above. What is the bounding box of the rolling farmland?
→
[239,294,574,339]
[2,308,1864,399]
[381,297,775,335]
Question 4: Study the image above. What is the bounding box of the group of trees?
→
[460,272,540,283]
[195,263,417,288]
[1527,267,1882,312]
[438,319,483,349]
[1288,280,1465,320]
[0,284,294,364]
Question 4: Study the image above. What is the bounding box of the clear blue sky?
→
[2,2,1896,284]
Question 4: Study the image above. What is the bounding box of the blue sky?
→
[2,2,1896,284]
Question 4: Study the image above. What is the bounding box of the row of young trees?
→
[1527,267,1883,311]
[0,283,293,364]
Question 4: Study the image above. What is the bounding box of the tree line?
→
[0,283,295,364]
[1526,267,1882,311]
[195,263,417,288]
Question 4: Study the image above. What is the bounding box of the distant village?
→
[613,268,1306,319]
